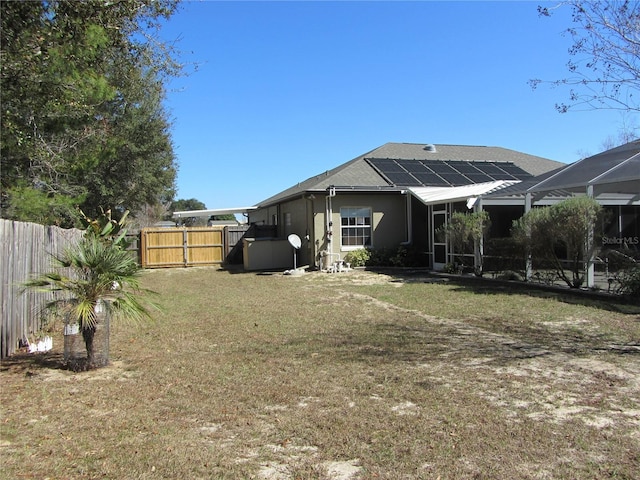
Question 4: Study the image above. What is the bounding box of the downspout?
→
[305,194,316,268]
[325,186,337,269]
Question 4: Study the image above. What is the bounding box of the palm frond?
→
[24,233,159,331]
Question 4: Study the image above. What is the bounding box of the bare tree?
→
[530,1,640,113]
[130,202,173,230]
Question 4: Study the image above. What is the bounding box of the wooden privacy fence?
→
[140,225,254,268]
[2,222,271,357]
[139,224,275,268]
[1,219,82,358]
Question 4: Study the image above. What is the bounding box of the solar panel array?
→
[366,158,533,187]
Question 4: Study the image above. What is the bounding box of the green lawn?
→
[1,268,639,479]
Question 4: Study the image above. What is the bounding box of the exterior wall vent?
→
[424,144,437,152]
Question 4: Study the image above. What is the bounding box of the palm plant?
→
[25,210,156,369]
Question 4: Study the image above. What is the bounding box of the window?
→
[340,207,372,248]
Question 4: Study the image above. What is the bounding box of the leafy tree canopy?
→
[1,0,181,227]
[168,198,207,226]
[170,198,207,213]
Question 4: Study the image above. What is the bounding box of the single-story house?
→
[248,141,639,278]
[247,142,567,271]
[169,140,637,282]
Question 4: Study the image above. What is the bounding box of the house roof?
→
[257,142,564,207]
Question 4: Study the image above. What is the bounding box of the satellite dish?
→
[287,234,302,271]
[288,234,302,250]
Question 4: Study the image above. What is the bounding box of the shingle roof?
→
[257,142,564,207]
[481,165,568,197]
[363,143,563,176]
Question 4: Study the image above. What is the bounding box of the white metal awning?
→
[409,180,519,209]
[172,207,257,219]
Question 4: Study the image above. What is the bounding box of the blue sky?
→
[160,1,629,210]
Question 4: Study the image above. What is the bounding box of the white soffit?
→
[409,180,519,207]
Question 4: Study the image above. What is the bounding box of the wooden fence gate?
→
[140,227,226,268]
[139,225,273,268]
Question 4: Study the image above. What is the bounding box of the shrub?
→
[366,248,394,267]
[495,270,524,282]
[442,263,459,274]
[344,248,371,267]
[345,246,429,268]
[512,197,603,288]
[616,263,640,297]
[436,210,490,274]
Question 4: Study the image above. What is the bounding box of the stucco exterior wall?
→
[248,206,280,230]
[279,198,308,239]
[250,191,409,269]
[279,197,314,267]
[320,191,408,264]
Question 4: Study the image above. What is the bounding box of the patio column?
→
[586,185,596,288]
[525,192,532,282]
[473,197,483,275]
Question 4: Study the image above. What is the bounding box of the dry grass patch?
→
[1,268,639,479]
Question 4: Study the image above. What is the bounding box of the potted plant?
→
[25,209,156,370]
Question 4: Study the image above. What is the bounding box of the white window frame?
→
[340,207,372,251]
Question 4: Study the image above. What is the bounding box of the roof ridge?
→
[389,142,491,148]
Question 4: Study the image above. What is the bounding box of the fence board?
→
[1,219,82,358]
[225,225,251,255]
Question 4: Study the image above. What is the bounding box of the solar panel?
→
[490,173,518,180]
[450,162,481,174]
[439,173,471,185]
[384,172,423,186]
[397,159,429,173]
[413,172,450,185]
[499,163,527,173]
[464,173,494,183]
[372,158,405,172]
[428,163,458,174]
[499,164,533,180]
[366,158,531,187]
